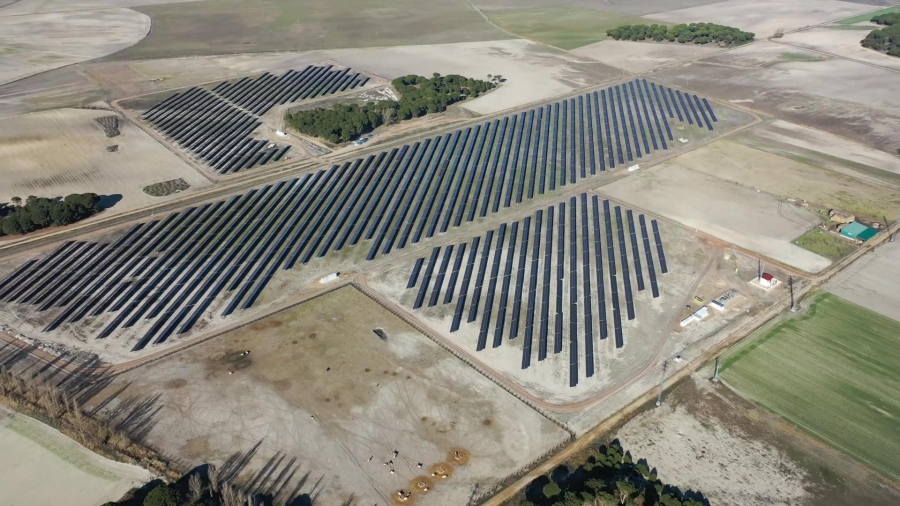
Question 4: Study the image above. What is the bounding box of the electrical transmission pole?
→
[655,360,669,407]
[712,357,720,382]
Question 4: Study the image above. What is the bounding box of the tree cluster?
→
[105,464,269,506]
[284,73,495,143]
[0,193,101,236]
[606,23,754,45]
[862,14,900,57]
[521,440,708,506]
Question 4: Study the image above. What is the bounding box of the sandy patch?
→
[0,7,149,85]
[573,40,721,73]
[616,379,809,506]
[599,163,831,273]
[829,240,900,323]
[0,405,151,506]
[0,107,210,217]
[87,287,569,505]
[781,26,900,71]
[646,0,873,39]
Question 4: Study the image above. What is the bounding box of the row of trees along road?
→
[522,440,709,506]
[0,193,101,236]
[862,13,900,57]
[606,23,754,45]
[284,73,495,144]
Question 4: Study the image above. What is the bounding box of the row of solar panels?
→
[404,194,669,387]
[141,64,368,173]
[0,80,708,351]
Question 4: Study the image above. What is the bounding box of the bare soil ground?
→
[597,161,831,273]
[678,135,900,221]
[0,107,210,217]
[652,40,900,153]
[0,2,150,85]
[828,240,900,323]
[114,0,513,60]
[646,0,874,39]
[613,376,900,506]
[573,40,721,73]
[86,287,569,506]
[782,26,900,71]
[0,405,151,506]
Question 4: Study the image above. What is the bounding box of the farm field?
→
[472,0,724,17]
[653,40,900,153]
[0,108,211,219]
[721,293,900,482]
[482,7,662,50]
[781,26,900,72]
[86,286,570,506]
[0,2,150,85]
[612,376,900,506]
[829,240,900,323]
[114,0,511,59]
[573,39,720,73]
[793,229,858,262]
[598,161,831,273]
[0,405,151,506]
[645,0,874,39]
[675,136,900,222]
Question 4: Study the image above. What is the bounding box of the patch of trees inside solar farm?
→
[0,193,101,236]
[521,440,709,506]
[606,23,754,45]
[284,73,495,143]
[861,13,900,57]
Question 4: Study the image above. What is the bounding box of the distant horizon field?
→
[484,7,667,50]
[721,293,900,481]
[835,4,900,25]
[111,0,512,60]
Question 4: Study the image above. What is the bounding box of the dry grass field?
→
[573,39,721,73]
[653,41,900,153]
[0,108,210,217]
[646,0,874,39]
[0,405,151,506]
[721,293,900,482]
[598,161,831,273]
[87,287,569,505]
[114,0,512,59]
[0,2,150,85]
[677,136,900,221]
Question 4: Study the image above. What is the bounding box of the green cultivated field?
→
[793,229,857,261]
[114,0,511,59]
[835,5,900,25]
[485,7,662,50]
[721,293,900,481]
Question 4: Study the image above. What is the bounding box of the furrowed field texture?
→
[721,293,900,481]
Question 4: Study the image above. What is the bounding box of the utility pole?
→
[712,357,720,382]
[655,360,668,407]
[789,275,796,312]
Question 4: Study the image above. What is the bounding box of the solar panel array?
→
[0,80,708,352]
[404,194,670,388]
[141,65,368,174]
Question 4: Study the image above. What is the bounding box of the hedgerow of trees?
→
[606,23,754,45]
[284,73,495,143]
[861,13,900,57]
[521,440,709,506]
[0,193,102,236]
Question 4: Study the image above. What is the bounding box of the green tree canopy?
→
[284,73,495,143]
[0,193,101,237]
[606,23,754,45]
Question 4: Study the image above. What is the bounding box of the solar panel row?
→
[142,65,367,173]
[403,194,671,387]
